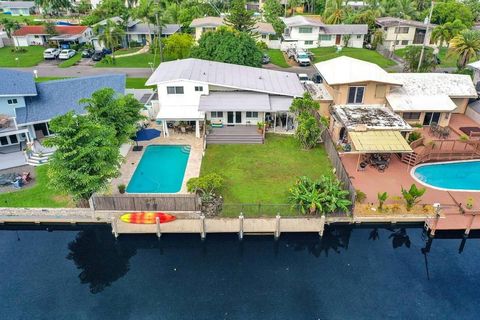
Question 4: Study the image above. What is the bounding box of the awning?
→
[387,94,457,112]
[199,92,271,111]
[156,106,204,121]
[349,130,412,153]
[270,96,293,112]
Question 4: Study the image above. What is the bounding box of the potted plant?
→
[257,121,265,134]
[118,184,126,194]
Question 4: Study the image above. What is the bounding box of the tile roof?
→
[146,58,304,97]
[16,75,125,124]
[13,25,88,36]
[0,69,37,97]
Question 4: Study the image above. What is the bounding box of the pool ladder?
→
[181,145,191,154]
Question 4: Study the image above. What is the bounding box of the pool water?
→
[126,145,190,193]
[412,160,480,191]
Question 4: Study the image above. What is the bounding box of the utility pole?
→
[417,0,435,72]
[390,12,402,58]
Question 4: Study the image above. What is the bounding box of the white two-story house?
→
[281,16,368,50]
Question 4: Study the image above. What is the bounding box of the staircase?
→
[400,151,419,166]
[181,145,192,154]
[26,141,55,166]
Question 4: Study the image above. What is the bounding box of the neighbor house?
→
[375,17,436,52]
[145,58,304,142]
[0,69,125,169]
[0,1,36,16]
[189,16,278,49]
[12,25,93,47]
[280,15,367,50]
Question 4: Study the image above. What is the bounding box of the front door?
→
[335,35,341,45]
[235,112,242,124]
[227,112,235,125]
[423,112,441,126]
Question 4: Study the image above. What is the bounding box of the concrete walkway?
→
[116,45,150,58]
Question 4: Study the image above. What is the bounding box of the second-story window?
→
[7,98,18,105]
[394,27,409,34]
[347,86,365,104]
[167,86,184,94]
[194,86,203,92]
[299,27,313,33]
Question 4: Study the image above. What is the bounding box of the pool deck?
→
[110,125,203,195]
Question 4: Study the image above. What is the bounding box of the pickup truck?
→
[295,50,311,67]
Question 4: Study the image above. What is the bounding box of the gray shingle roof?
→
[146,58,304,97]
[0,69,37,97]
[323,24,368,35]
[16,75,126,125]
[189,17,275,35]
[375,17,436,29]
[127,23,181,35]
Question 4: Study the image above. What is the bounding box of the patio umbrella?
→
[132,128,161,151]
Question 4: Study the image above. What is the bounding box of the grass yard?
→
[311,47,397,68]
[266,49,290,68]
[0,166,72,208]
[394,47,477,68]
[36,77,153,89]
[95,52,160,68]
[0,13,35,23]
[0,46,45,67]
[58,53,82,68]
[201,134,333,216]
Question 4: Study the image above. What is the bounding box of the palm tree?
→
[1,18,20,49]
[449,30,480,69]
[323,0,346,24]
[134,0,155,45]
[96,19,125,60]
[432,20,467,51]
[390,0,417,20]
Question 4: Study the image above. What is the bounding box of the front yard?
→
[0,165,72,208]
[311,47,397,68]
[0,46,45,67]
[95,52,161,68]
[201,134,332,209]
[266,49,290,68]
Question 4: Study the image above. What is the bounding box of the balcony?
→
[0,115,17,134]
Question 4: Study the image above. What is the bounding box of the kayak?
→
[120,212,176,224]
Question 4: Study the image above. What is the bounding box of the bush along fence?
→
[320,128,356,212]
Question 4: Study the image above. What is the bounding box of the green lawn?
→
[266,49,290,68]
[311,47,397,68]
[58,53,82,68]
[201,134,332,216]
[394,47,474,68]
[0,46,45,67]
[0,13,35,23]
[95,52,160,68]
[0,166,72,208]
[115,47,143,56]
[36,76,153,89]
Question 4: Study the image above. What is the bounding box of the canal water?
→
[0,225,479,319]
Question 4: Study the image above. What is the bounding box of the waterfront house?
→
[375,17,436,52]
[0,1,36,16]
[280,15,367,50]
[189,17,278,49]
[12,25,93,47]
[145,58,304,142]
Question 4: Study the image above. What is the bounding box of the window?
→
[211,111,223,118]
[7,98,18,105]
[319,34,331,41]
[0,136,7,146]
[401,40,409,45]
[304,40,314,45]
[246,112,259,118]
[394,27,409,34]
[194,86,203,92]
[166,86,184,94]
[356,35,362,39]
[299,27,313,33]
[347,86,365,104]
[261,34,267,39]
[375,84,386,98]
[403,112,421,120]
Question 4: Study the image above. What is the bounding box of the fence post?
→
[319,215,325,237]
[156,216,161,238]
[275,214,281,239]
[111,217,118,238]
[88,196,95,219]
[200,214,206,240]
[239,212,244,240]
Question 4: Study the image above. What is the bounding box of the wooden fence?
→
[91,194,201,211]
[321,128,357,208]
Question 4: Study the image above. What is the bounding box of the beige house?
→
[189,16,278,48]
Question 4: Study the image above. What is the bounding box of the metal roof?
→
[199,92,271,111]
[0,69,37,97]
[349,130,413,153]
[146,58,305,97]
[375,17,436,29]
[16,75,125,124]
[282,16,324,27]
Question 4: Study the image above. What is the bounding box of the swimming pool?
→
[412,160,480,192]
[126,145,190,193]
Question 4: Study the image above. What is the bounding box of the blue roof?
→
[16,74,126,125]
[0,69,37,97]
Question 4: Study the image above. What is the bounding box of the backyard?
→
[201,134,333,216]
[0,46,44,67]
[0,166,72,208]
[311,47,397,68]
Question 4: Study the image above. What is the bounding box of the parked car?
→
[91,51,104,61]
[311,73,323,83]
[295,49,311,66]
[101,48,112,55]
[261,53,270,64]
[81,48,95,58]
[43,48,60,59]
[298,73,309,84]
[58,49,76,60]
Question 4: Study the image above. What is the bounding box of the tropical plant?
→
[80,88,145,146]
[356,189,366,203]
[323,0,346,24]
[289,176,352,215]
[43,111,123,202]
[163,33,194,60]
[402,45,438,72]
[401,184,426,211]
[295,113,321,149]
[407,131,421,143]
[95,19,125,60]
[371,28,384,49]
[187,173,224,202]
[377,192,388,210]
[117,184,126,194]
[224,0,256,33]
[290,92,320,114]
[432,20,467,51]
[431,0,474,28]
[390,0,417,20]
[449,30,480,69]
[35,0,71,16]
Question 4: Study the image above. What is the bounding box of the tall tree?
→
[95,19,125,60]
[432,20,467,51]
[134,0,155,45]
[323,0,346,24]
[263,0,286,35]
[43,111,123,202]
[431,0,474,28]
[403,45,438,72]
[35,0,71,16]
[390,0,417,20]
[163,33,194,60]
[449,30,480,69]
[225,0,256,33]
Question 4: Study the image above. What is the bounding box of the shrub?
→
[355,189,366,203]
[187,173,224,202]
[408,131,422,143]
[295,113,321,149]
[118,184,126,194]
[401,184,426,211]
[129,40,141,48]
[377,192,388,210]
[257,41,268,51]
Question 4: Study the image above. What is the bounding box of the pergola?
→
[156,106,205,138]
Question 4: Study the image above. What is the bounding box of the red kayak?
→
[120,212,176,224]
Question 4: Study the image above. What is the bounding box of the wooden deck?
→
[206,125,264,144]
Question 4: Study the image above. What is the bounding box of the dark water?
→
[0,225,479,320]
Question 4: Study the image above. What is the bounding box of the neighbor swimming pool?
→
[126,145,190,193]
[412,160,480,192]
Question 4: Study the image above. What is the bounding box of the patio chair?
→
[180,126,187,134]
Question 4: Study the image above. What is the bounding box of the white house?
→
[375,17,436,52]
[0,1,35,16]
[145,58,305,140]
[189,16,278,49]
[12,25,93,47]
[281,16,368,50]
